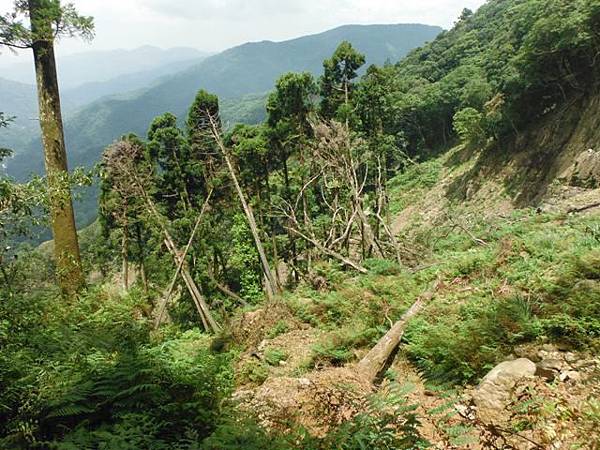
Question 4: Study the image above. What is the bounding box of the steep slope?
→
[6,24,442,182]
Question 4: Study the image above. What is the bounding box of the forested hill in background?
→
[0,48,210,153]
[5,23,442,186]
[0,46,209,89]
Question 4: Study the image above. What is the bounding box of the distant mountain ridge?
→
[0,46,210,89]
[0,49,210,153]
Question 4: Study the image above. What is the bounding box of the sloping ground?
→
[392,92,600,239]
[225,94,600,446]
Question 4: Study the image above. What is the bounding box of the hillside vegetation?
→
[1,0,599,448]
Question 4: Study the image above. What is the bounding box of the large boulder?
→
[472,358,536,423]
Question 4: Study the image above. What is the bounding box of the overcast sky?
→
[0,0,486,64]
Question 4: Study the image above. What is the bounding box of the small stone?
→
[455,404,476,420]
[564,352,578,364]
[298,378,311,387]
[536,359,563,381]
[559,371,581,383]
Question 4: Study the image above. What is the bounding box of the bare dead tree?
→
[273,119,402,276]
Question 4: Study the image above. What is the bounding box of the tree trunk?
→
[357,280,441,383]
[121,225,129,290]
[209,116,280,297]
[30,1,84,295]
[136,224,149,294]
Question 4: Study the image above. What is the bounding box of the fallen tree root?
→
[356,280,442,383]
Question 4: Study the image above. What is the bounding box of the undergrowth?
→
[280,210,599,385]
[0,287,233,449]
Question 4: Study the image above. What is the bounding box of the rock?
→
[565,149,600,188]
[298,378,311,387]
[573,359,597,370]
[257,340,268,352]
[536,359,564,381]
[455,404,476,420]
[564,352,578,364]
[514,344,541,362]
[559,371,581,383]
[472,358,536,423]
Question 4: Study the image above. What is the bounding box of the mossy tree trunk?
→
[30,1,84,294]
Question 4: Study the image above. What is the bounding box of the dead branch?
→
[568,202,600,214]
[444,213,488,247]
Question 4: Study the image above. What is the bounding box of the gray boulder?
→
[472,358,536,423]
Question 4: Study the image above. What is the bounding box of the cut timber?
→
[357,280,441,383]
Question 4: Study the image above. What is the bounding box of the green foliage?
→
[266,320,290,339]
[229,213,263,302]
[320,41,366,121]
[203,384,430,449]
[237,360,269,385]
[406,294,541,383]
[319,383,430,449]
[264,348,288,366]
[0,0,94,49]
[388,159,442,214]
[453,107,486,146]
[0,288,233,448]
[363,258,403,276]
[404,212,600,384]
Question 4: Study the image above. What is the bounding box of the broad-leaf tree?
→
[0,0,94,294]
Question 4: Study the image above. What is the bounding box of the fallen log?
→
[356,280,442,383]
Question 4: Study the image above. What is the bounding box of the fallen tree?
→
[356,280,442,383]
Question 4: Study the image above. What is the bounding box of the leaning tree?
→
[0,1,94,294]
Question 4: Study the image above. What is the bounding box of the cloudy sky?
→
[0,0,486,62]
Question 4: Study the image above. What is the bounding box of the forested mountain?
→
[5,24,441,183]
[2,0,599,448]
[0,78,38,151]
[0,46,208,88]
[0,50,210,154]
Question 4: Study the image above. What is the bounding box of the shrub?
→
[266,320,290,339]
[264,348,288,366]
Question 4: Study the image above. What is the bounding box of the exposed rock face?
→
[563,149,600,188]
[472,358,536,423]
